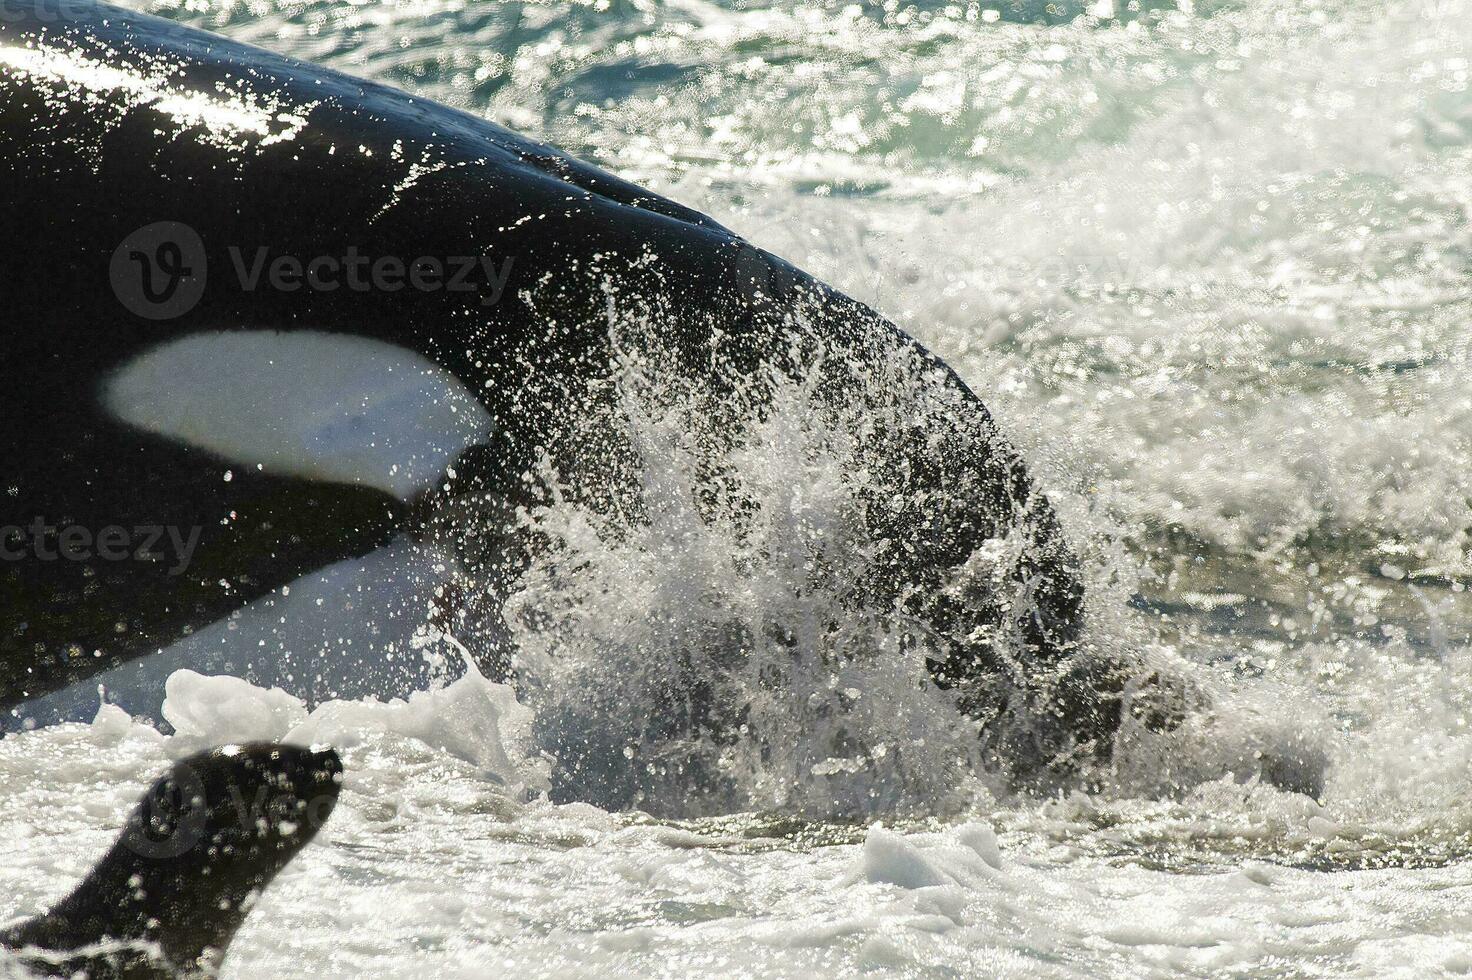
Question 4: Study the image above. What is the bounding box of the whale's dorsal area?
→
[104,331,495,502]
[0,743,342,978]
[0,0,1151,788]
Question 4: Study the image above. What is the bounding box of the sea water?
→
[3,0,1472,975]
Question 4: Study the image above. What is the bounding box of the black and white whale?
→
[0,1,1318,794]
[1,743,342,978]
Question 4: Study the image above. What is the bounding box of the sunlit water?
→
[5,0,1472,975]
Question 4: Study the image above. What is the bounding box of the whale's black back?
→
[0,2,1088,771]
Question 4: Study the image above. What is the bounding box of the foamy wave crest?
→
[139,630,551,799]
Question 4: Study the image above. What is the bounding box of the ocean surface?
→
[4,0,1472,975]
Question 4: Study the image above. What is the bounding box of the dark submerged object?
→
[1,743,342,979]
[0,1,1311,794]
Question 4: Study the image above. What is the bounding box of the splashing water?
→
[502,352,992,818]
[6,0,1472,975]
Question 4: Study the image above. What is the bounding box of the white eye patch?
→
[103,330,493,501]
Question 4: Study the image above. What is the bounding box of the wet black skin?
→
[0,1,1231,790]
[0,743,343,979]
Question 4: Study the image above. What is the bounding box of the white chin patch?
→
[12,537,464,727]
[103,330,494,501]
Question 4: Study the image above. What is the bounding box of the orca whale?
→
[0,0,1281,791]
[1,742,342,978]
